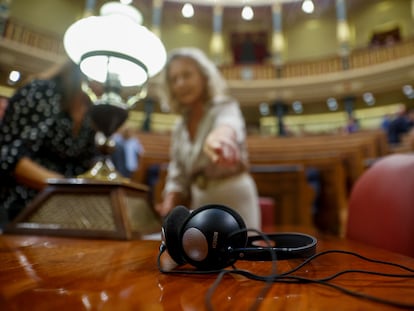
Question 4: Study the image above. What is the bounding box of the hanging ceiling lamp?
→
[63,2,166,89]
[63,2,167,181]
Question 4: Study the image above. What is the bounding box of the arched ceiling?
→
[161,0,377,10]
[164,0,301,7]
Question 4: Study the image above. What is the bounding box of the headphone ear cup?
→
[181,204,248,270]
[162,205,190,266]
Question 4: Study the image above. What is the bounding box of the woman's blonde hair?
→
[160,47,228,113]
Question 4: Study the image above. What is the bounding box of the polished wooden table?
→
[0,230,413,311]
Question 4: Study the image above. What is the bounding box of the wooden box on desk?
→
[5,178,162,240]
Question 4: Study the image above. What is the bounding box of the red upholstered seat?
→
[346,153,414,258]
[259,197,276,232]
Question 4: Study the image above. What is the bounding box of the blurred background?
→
[1,0,413,134]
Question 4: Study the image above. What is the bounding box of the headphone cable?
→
[157,231,414,310]
[216,268,414,309]
[205,228,279,311]
[204,249,414,310]
[279,249,414,277]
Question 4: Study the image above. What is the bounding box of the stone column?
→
[210,5,224,65]
[412,0,414,20]
[273,100,287,136]
[344,95,355,117]
[152,0,163,38]
[84,0,96,17]
[0,0,11,36]
[336,0,351,69]
[271,2,284,77]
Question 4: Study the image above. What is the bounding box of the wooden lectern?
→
[5,178,162,240]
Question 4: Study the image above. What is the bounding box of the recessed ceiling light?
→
[182,3,194,18]
[302,0,315,14]
[241,6,254,21]
[8,70,21,84]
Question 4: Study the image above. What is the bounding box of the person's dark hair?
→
[52,61,86,111]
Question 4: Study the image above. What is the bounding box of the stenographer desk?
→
[0,229,413,311]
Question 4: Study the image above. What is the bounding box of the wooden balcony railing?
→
[2,18,65,55]
[350,39,414,68]
[219,38,414,80]
[2,18,414,81]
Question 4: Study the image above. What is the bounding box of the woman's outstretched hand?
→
[204,125,240,166]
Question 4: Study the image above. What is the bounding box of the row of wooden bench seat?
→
[248,131,389,194]
[250,130,390,235]
[249,164,315,229]
[131,129,391,236]
[247,130,388,159]
[248,152,348,235]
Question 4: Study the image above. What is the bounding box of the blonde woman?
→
[155,47,261,230]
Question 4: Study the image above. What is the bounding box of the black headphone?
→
[160,204,317,271]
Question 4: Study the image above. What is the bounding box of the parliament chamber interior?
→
[1,0,414,251]
[1,1,414,310]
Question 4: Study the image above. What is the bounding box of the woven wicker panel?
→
[28,193,116,231]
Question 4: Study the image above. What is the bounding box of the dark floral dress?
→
[0,79,98,226]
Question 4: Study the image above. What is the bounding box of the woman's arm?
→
[0,80,58,186]
[203,99,247,166]
[203,124,240,166]
[14,157,64,191]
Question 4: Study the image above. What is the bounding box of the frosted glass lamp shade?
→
[63,3,166,87]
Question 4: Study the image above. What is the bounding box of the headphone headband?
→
[230,232,317,261]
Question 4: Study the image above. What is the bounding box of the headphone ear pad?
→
[181,204,248,270]
[162,205,190,266]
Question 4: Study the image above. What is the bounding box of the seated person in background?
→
[380,113,392,132]
[111,126,144,178]
[387,105,414,145]
[155,47,261,230]
[343,116,359,134]
[0,61,99,228]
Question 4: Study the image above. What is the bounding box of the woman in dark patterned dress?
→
[0,61,98,228]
